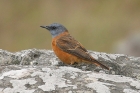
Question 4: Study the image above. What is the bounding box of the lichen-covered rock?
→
[0,49,140,93]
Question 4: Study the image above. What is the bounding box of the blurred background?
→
[0,1,140,57]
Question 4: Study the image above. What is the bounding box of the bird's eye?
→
[52,26,56,30]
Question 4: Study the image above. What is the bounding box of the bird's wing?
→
[56,34,109,70]
[56,34,94,61]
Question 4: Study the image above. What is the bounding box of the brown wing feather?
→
[56,34,109,70]
[56,34,93,61]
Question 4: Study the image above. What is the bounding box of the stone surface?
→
[0,49,140,93]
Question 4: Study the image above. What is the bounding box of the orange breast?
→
[51,32,81,65]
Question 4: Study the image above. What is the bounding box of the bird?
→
[40,23,109,70]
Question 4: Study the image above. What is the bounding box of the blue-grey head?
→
[40,23,68,38]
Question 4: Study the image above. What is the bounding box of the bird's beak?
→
[40,26,49,30]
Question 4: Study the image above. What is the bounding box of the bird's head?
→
[40,23,67,38]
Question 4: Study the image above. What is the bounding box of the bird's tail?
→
[90,59,109,70]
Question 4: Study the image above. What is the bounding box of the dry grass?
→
[0,0,140,53]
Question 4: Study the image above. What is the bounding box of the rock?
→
[0,49,140,93]
[113,32,140,57]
